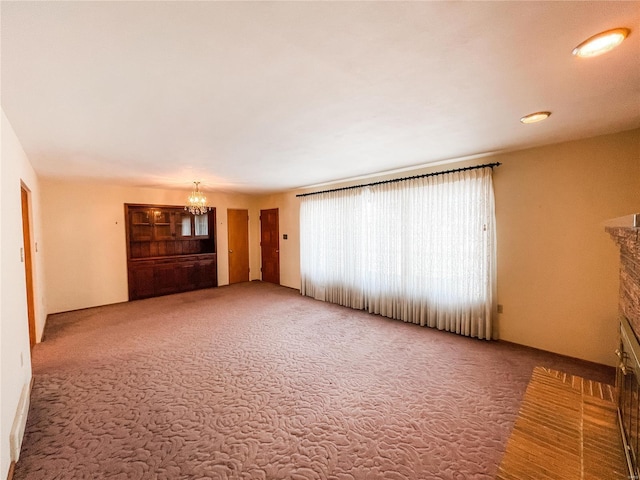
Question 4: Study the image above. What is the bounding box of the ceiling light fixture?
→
[185,181,210,215]
[572,28,630,58]
[520,111,551,124]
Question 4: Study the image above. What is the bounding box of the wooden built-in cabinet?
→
[125,204,217,300]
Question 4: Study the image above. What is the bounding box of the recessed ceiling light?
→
[572,28,630,58]
[520,111,551,124]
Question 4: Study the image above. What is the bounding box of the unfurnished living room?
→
[1,2,639,479]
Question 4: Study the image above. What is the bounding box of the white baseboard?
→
[9,379,31,462]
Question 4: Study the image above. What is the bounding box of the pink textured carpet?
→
[15,282,613,479]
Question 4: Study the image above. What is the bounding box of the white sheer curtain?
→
[300,167,497,339]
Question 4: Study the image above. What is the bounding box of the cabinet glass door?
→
[195,214,208,237]
[130,209,152,241]
[152,210,174,240]
[132,210,151,224]
[179,214,192,237]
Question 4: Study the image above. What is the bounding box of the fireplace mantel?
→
[607,226,640,253]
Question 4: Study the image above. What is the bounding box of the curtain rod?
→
[296,162,501,198]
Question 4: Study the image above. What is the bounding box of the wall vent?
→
[9,382,31,462]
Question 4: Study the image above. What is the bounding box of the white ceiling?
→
[2,1,639,194]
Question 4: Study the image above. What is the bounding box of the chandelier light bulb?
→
[185,181,211,215]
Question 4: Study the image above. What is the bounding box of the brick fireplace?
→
[607,218,640,479]
[608,223,640,335]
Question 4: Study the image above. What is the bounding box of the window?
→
[300,167,496,339]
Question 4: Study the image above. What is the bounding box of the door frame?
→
[21,183,37,348]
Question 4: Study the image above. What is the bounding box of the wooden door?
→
[260,208,280,284]
[154,261,178,295]
[228,209,249,284]
[175,260,197,292]
[128,263,155,299]
[197,257,217,288]
[21,186,36,348]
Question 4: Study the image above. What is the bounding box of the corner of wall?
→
[1,109,40,479]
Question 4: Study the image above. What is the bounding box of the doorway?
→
[21,185,36,348]
[260,208,280,284]
[227,209,250,284]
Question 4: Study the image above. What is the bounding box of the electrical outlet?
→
[497,304,504,314]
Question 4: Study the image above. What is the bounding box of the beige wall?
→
[257,128,640,366]
[41,181,261,314]
[255,193,301,289]
[34,128,640,366]
[493,129,639,365]
[1,110,47,478]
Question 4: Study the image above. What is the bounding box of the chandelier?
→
[185,181,210,215]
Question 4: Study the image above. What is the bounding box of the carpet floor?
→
[15,282,614,480]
